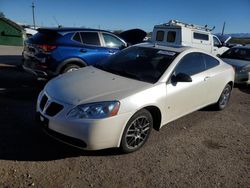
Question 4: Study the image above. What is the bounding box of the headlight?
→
[67,101,120,119]
[240,65,250,73]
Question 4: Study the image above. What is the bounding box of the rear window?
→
[193,32,209,41]
[72,32,82,43]
[221,48,250,61]
[167,31,176,42]
[156,31,164,41]
[80,32,100,46]
[202,54,220,69]
[30,31,61,44]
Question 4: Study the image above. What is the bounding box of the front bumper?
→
[36,92,133,150]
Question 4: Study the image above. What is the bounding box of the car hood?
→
[119,29,147,45]
[45,66,151,105]
[222,58,250,69]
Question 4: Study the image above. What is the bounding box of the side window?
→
[102,33,124,48]
[72,32,82,43]
[167,31,176,42]
[213,36,221,47]
[202,53,220,69]
[156,30,164,41]
[193,32,209,41]
[80,32,100,46]
[175,53,205,76]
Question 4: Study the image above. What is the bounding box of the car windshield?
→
[94,46,178,83]
[221,48,250,61]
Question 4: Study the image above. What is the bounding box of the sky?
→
[0,0,250,34]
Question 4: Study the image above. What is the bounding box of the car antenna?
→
[53,16,62,28]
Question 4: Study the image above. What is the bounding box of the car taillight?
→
[37,44,56,52]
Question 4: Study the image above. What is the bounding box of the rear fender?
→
[56,58,87,74]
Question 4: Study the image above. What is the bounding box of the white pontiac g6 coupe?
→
[36,44,235,153]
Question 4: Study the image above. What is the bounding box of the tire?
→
[62,64,81,73]
[120,109,153,153]
[215,84,232,110]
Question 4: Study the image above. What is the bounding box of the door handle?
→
[204,76,210,81]
[80,49,87,53]
[108,50,115,54]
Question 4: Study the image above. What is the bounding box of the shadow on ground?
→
[235,84,250,94]
[0,67,122,162]
[0,55,22,66]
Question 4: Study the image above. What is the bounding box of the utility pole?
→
[32,2,36,29]
[221,22,226,36]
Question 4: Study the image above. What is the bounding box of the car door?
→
[78,31,112,64]
[165,52,207,122]
[201,53,223,104]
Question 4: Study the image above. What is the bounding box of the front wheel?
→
[215,84,232,110]
[120,109,153,153]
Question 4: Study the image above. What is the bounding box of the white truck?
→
[151,20,229,56]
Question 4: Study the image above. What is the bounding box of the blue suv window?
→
[103,33,124,48]
[72,32,82,43]
[80,32,100,46]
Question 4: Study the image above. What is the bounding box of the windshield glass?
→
[221,48,250,61]
[94,46,178,83]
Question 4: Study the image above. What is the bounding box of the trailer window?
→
[193,32,209,41]
[156,31,164,41]
[167,31,176,42]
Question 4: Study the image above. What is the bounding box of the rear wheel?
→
[120,109,153,153]
[215,84,232,110]
[62,64,81,73]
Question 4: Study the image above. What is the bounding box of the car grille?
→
[40,94,64,117]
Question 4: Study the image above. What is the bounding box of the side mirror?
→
[171,73,192,83]
[119,44,127,50]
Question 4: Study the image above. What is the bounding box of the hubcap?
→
[67,67,79,72]
[219,86,230,107]
[125,116,150,149]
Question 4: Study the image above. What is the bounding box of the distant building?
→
[0,17,26,46]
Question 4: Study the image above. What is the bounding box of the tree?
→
[0,11,5,18]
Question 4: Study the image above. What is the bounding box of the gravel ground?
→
[0,48,249,187]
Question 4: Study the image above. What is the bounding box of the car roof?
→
[37,27,112,34]
[136,43,191,53]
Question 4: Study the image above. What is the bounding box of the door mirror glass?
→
[171,73,192,83]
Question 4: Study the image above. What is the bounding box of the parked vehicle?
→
[151,20,229,56]
[22,28,146,78]
[36,43,234,153]
[221,46,250,84]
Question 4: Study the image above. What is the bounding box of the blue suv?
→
[22,28,146,78]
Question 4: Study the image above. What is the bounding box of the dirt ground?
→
[0,47,249,187]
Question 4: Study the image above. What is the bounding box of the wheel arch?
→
[143,106,162,131]
[56,58,87,74]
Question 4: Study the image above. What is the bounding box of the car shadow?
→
[0,55,22,66]
[234,84,250,94]
[0,67,123,161]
